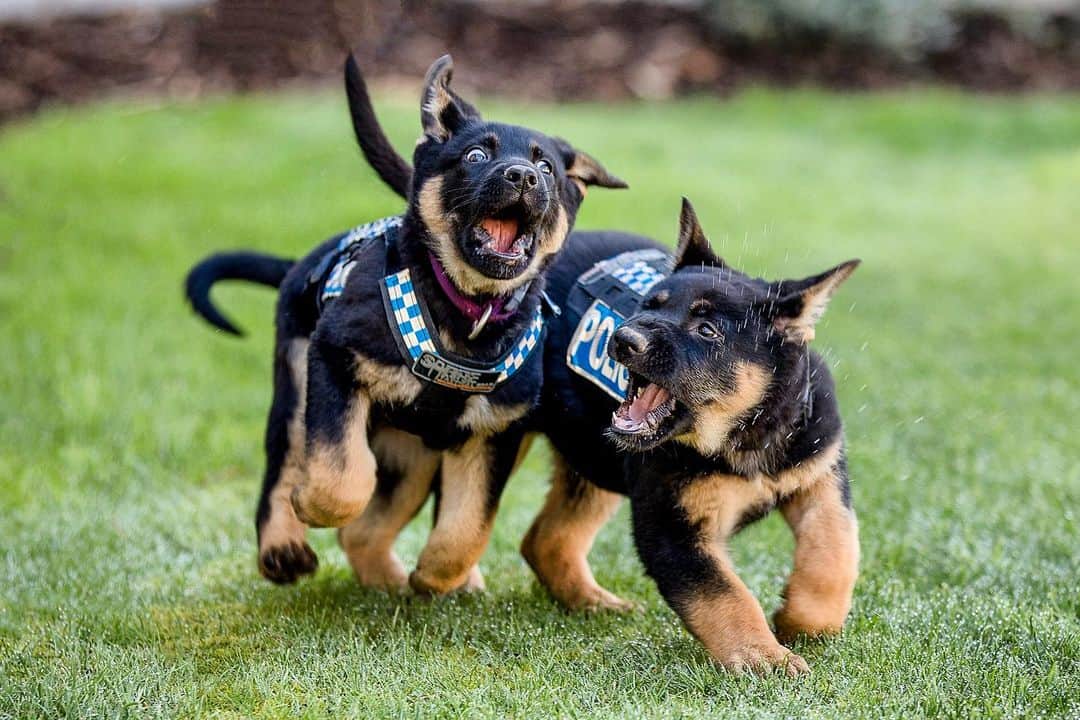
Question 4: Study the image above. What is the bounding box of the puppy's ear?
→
[771,260,860,343]
[674,197,726,270]
[420,54,481,142]
[555,139,627,192]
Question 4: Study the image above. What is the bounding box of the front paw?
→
[773,604,845,645]
[409,567,474,596]
[258,541,319,584]
[719,641,810,677]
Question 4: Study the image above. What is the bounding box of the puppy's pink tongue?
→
[481,218,519,253]
[628,384,670,422]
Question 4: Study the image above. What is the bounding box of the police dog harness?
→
[565,248,670,401]
[311,216,545,393]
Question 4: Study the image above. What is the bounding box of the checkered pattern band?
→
[384,268,545,388]
[321,215,404,304]
[609,258,666,295]
[491,306,545,382]
[384,269,437,360]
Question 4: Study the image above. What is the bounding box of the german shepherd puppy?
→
[525,199,860,674]
[185,54,625,593]
[344,87,860,674]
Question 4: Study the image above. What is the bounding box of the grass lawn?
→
[1,87,1078,719]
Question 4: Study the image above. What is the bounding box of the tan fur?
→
[338,429,440,591]
[675,361,771,459]
[773,466,859,643]
[522,454,632,611]
[258,340,311,565]
[354,354,423,406]
[673,439,848,673]
[457,396,531,435]
[410,435,495,594]
[292,393,377,528]
[684,583,808,676]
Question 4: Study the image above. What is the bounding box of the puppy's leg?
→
[338,429,440,591]
[291,340,377,528]
[521,453,632,611]
[256,338,318,583]
[409,431,521,595]
[773,462,859,644]
[631,480,809,676]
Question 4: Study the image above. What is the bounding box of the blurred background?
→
[2,0,1078,122]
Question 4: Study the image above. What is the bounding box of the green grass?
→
[1,88,1078,719]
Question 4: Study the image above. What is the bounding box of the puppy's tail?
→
[344,53,412,200]
[185,251,294,337]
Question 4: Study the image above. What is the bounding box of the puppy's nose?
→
[504,164,539,191]
[611,325,649,361]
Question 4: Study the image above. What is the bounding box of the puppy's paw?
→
[773,605,844,645]
[290,484,363,529]
[258,541,319,584]
[460,565,486,593]
[719,642,810,677]
[341,542,409,592]
[409,567,473,596]
[578,587,640,613]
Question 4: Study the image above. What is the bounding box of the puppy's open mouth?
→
[473,208,535,263]
[612,374,677,437]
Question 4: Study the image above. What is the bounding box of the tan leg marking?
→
[258,339,318,580]
[293,392,377,528]
[410,436,495,595]
[522,455,633,611]
[677,473,808,675]
[773,470,859,644]
[338,429,440,591]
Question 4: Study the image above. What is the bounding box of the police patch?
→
[566,299,631,401]
[565,249,670,400]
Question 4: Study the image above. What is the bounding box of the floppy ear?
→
[420,54,482,142]
[674,197,726,270]
[555,139,627,192]
[771,260,861,343]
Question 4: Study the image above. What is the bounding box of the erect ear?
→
[420,54,482,142]
[555,139,628,193]
[771,260,861,343]
[674,197,726,270]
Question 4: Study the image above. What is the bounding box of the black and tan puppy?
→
[186,54,625,593]
[523,199,860,674]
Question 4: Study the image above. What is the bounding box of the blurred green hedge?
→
[699,0,1075,58]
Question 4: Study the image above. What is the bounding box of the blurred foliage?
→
[701,0,1075,58]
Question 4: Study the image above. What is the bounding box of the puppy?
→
[525,199,860,674]
[185,54,625,593]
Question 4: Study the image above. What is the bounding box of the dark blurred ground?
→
[1,0,1078,123]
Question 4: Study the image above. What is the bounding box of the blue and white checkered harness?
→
[384,270,544,386]
[317,215,543,393]
[606,256,666,296]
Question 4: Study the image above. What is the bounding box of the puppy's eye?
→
[465,147,488,164]
[536,159,553,175]
[697,322,719,339]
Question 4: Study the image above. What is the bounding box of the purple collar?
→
[428,252,519,325]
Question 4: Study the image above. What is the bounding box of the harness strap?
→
[312,215,543,394]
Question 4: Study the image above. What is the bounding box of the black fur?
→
[186,251,294,335]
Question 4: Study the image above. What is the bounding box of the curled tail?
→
[185,251,294,336]
[344,53,412,200]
